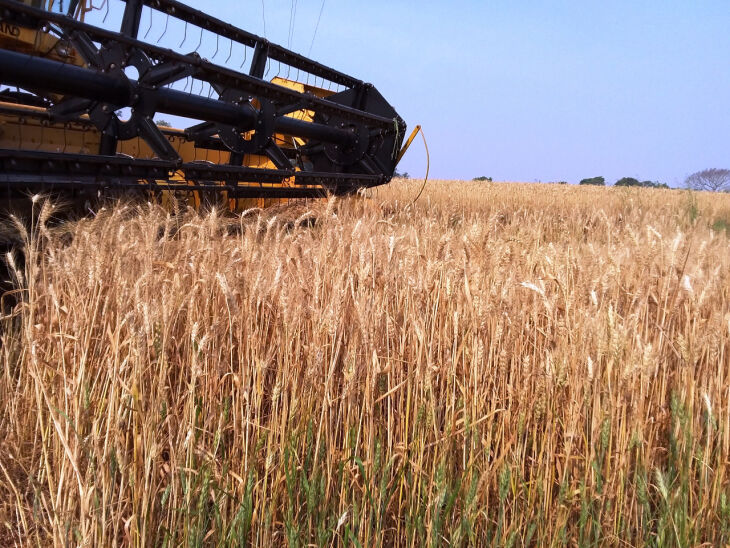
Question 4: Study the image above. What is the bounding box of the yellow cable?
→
[410,126,430,205]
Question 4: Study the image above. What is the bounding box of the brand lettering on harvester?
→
[0,22,21,38]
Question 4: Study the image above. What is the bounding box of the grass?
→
[1,180,729,546]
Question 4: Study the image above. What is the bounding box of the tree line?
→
[579,176,668,188]
[578,169,730,191]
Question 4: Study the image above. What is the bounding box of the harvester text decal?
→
[0,22,21,38]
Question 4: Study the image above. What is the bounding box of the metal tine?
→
[225,38,233,65]
[143,6,153,40]
[195,27,203,53]
[179,21,187,48]
[239,45,248,69]
[212,34,219,61]
[158,13,169,43]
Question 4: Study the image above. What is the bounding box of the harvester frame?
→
[0,0,408,210]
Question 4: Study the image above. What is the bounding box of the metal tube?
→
[276,116,355,145]
[0,49,356,147]
[153,87,258,128]
[155,87,356,146]
[0,49,132,105]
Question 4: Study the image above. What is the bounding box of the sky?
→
[90,0,729,186]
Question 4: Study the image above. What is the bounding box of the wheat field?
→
[1,180,729,546]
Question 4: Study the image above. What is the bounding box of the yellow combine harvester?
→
[0,0,410,218]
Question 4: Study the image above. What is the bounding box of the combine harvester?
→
[0,0,412,223]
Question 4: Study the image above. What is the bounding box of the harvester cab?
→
[0,0,409,214]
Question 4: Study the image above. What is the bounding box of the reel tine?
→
[178,21,187,48]
[225,39,233,65]
[143,6,153,40]
[212,34,219,61]
[158,13,169,43]
[195,27,203,54]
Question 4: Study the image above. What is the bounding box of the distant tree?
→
[156,119,172,128]
[579,176,605,186]
[615,177,669,189]
[615,177,641,187]
[473,176,493,182]
[642,180,669,189]
[686,168,730,192]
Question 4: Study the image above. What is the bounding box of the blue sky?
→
[92,1,729,185]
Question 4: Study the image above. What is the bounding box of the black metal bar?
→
[120,0,143,38]
[229,152,244,167]
[249,42,268,79]
[0,176,333,199]
[99,132,117,155]
[152,86,258,131]
[272,113,357,146]
[0,149,384,191]
[0,49,132,105]
[228,187,328,199]
[0,49,358,148]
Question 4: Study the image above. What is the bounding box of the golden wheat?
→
[1,181,729,546]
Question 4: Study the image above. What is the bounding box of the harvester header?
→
[0,0,407,208]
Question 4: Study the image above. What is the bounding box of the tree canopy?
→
[579,177,605,186]
[615,178,668,189]
[686,168,730,192]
